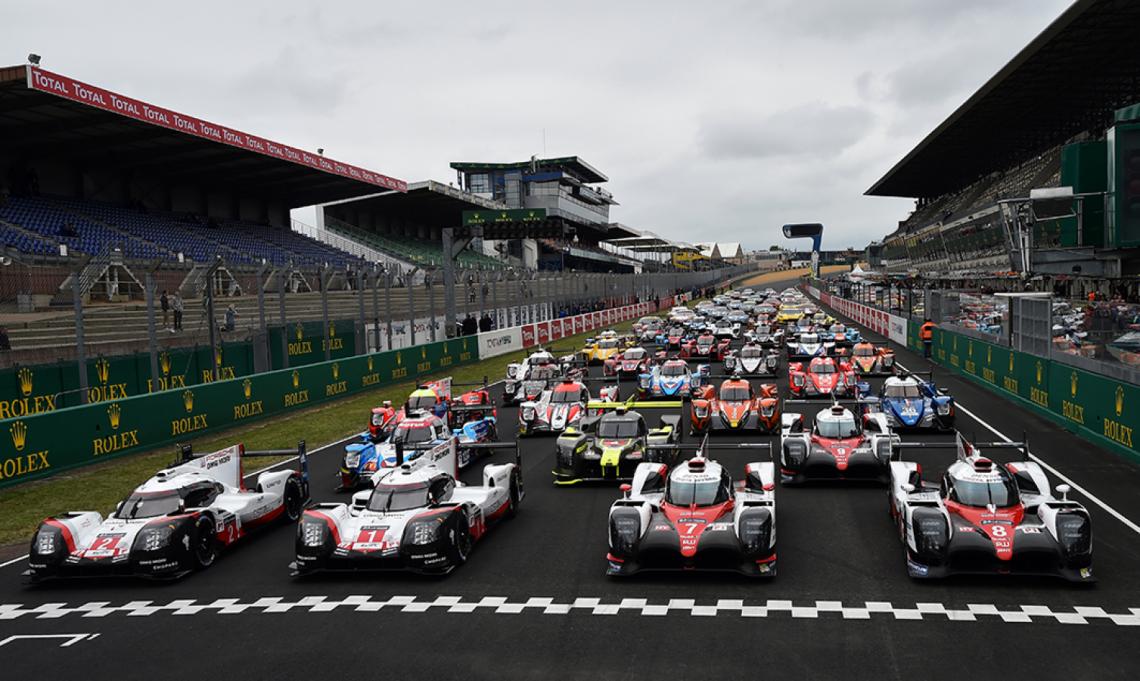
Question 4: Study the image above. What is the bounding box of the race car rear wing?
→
[895,431,1030,460]
[647,435,773,456]
[450,401,498,413]
[178,440,311,498]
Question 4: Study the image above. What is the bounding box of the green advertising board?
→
[461,208,547,227]
[268,319,357,369]
[0,337,480,488]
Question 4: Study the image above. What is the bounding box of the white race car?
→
[294,440,522,575]
[26,443,309,582]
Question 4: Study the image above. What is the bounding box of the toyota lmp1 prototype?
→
[27,443,309,582]
[779,403,897,484]
[787,356,856,398]
[690,378,781,435]
[294,441,522,576]
[606,445,777,577]
[553,407,682,484]
[889,435,1093,582]
[861,372,955,431]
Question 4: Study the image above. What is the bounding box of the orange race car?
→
[689,376,781,435]
[840,341,896,376]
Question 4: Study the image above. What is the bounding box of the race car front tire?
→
[507,470,522,519]
[447,514,473,566]
[191,516,218,570]
[283,478,304,523]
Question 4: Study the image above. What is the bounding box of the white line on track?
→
[0,378,509,571]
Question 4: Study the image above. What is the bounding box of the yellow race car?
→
[581,334,625,365]
[776,306,805,324]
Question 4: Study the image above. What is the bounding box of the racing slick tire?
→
[507,470,522,519]
[283,478,305,523]
[446,513,473,566]
[191,516,218,570]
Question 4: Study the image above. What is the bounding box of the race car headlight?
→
[784,442,807,466]
[738,507,772,554]
[33,528,59,556]
[875,439,892,461]
[760,404,775,417]
[912,511,948,557]
[882,356,893,367]
[639,376,651,388]
[300,520,328,548]
[558,446,578,467]
[792,376,805,387]
[609,509,641,555]
[134,525,175,552]
[693,405,708,418]
[405,517,445,545]
[507,367,517,378]
[344,452,361,468]
[1055,513,1091,556]
[521,407,535,421]
[936,402,952,416]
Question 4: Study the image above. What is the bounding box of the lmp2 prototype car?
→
[638,358,709,400]
[553,407,682,484]
[787,356,856,398]
[604,346,656,379]
[518,378,618,436]
[295,440,522,576]
[502,363,563,405]
[860,372,955,431]
[723,342,780,376]
[580,332,626,365]
[841,341,895,376]
[27,442,309,582]
[888,435,1093,582]
[690,377,781,434]
[606,444,777,576]
[786,331,830,360]
[680,332,731,362]
[655,326,688,351]
[779,402,897,484]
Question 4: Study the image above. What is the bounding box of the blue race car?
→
[859,372,955,431]
[637,358,708,400]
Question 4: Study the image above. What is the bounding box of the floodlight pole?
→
[278,265,290,370]
[442,226,478,339]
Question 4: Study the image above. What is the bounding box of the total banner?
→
[477,327,523,359]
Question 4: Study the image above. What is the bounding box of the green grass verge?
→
[0,299,711,548]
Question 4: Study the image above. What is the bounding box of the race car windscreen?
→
[754,325,771,335]
[408,394,437,411]
[950,476,1020,508]
[666,475,731,506]
[668,327,683,336]
[854,345,875,357]
[598,339,619,349]
[551,388,582,403]
[817,415,859,438]
[368,482,430,512]
[598,418,640,438]
[884,383,922,398]
[661,363,686,377]
[811,362,836,374]
[720,386,750,401]
[697,338,713,348]
[624,348,647,359]
[393,424,435,445]
[742,346,763,358]
[115,491,183,519]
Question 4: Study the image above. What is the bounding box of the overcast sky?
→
[4,0,1072,250]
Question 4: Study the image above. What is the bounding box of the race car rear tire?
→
[283,478,304,523]
[191,516,218,570]
[506,471,522,519]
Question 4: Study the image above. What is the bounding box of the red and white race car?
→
[779,403,897,484]
[26,443,309,582]
[518,378,618,435]
[681,333,730,361]
[787,356,856,398]
[367,401,401,442]
[604,346,655,378]
[690,377,781,434]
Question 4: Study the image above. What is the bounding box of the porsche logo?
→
[1070,371,1078,398]
[95,358,110,384]
[10,420,27,452]
[107,402,121,430]
[1116,385,1124,417]
[17,367,33,397]
[292,370,300,389]
[243,378,252,399]
[183,390,194,413]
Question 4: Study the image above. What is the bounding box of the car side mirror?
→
[115,501,123,515]
[620,483,632,498]
[1055,483,1071,501]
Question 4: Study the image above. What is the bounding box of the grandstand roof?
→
[867,0,1140,199]
[0,65,405,207]
[321,180,505,224]
[450,156,608,184]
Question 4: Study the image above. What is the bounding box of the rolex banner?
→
[0,337,479,488]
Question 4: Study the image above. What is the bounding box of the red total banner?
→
[26,67,406,192]
[537,322,550,346]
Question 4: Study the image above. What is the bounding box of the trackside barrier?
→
[0,337,479,489]
[805,286,1140,463]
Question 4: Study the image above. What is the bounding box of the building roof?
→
[449,156,608,184]
[1,65,405,207]
[867,0,1140,199]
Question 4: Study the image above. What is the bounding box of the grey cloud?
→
[699,104,875,160]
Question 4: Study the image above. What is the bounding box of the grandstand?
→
[868,0,1140,283]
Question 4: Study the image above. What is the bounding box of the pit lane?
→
[2,276,1139,680]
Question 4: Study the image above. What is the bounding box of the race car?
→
[295,440,522,576]
[655,325,688,351]
[690,377,780,434]
[712,320,737,340]
[553,407,682,484]
[580,333,625,365]
[502,363,562,405]
[786,331,830,359]
[638,358,708,399]
[787,356,856,398]
[680,332,730,361]
[776,305,805,324]
[779,402,897,484]
[403,379,451,419]
[505,348,560,382]
[606,446,777,577]
[724,342,780,376]
[518,377,617,436]
[634,316,664,341]
[448,383,498,428]
[842,341,895,376]
[888,435,1093,582]
[604,346,654,379]
[366,401,401,442]
[860,372,955,431]
[745,324,783,347]
[818,323,858,348]
[26,442,309,582]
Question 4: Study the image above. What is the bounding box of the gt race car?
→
[690,378,780,434]
[580,332,625,365]
[889,435,1093,582]
[606,443,776,576]
[27,442,310,582]
[779,402,897,484]
[787,357,856,399]
[860,372,955,431]
[295,439,522,576]
[553,407,682,484]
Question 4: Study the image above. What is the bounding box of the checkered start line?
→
[2,597,1139,625]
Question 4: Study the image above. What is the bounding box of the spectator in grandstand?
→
[920,318,936,359]
[479,313,493,332]
[172,292,184,331]
[224,304,238,332]
[462,314,477,336]
[160,290,170,327]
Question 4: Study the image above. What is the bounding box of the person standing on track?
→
[920,318,936,359]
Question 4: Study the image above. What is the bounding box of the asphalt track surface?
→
[2,276,1139,680]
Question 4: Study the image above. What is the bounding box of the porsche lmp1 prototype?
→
[553,407,682,484]
[787,356,856,398]
[724,342,780,376]
[786,331,830,360]
[295,441,522,576]
[638,358,709,400]
[779,402,897,484]
[841,341,895,376]
[606,445,777,576]
[27,442,309,582]
[680,332,730,361]
[604,346,655,379]
[690,378,781,434]
[888,435,1093,582]
[518,378,618,436]
[861,372,955,431]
